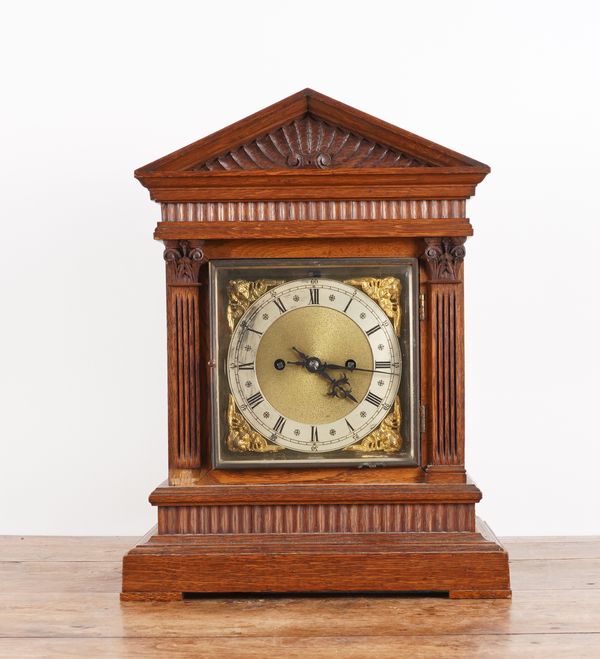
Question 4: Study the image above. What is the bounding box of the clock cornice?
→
[135,89,490,204]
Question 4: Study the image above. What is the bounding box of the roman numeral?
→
[375,361,391,370]
[309,288,320,304]
[246,391,264,409]
[273,416,286,433]
[241,320,262,336]
[366,325,381,336]
[365,391,383,407]
[345,419,355,432]
[343,298,353,313]
[238,362,254,370]
[311,426,319,442]
[273,298,287,314]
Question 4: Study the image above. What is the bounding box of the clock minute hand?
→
[287,348,311,368]
[322,362,392,375]
[291,346,309,360]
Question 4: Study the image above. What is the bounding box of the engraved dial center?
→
[256,306,372,426]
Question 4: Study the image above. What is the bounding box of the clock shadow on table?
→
[182,591,450,600]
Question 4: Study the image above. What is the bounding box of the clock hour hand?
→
[333,377,358,403]
[287,348,358,403]
[318,370,358,403]
[330,375,358,403]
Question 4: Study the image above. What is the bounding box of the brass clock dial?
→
[227,278,401,453]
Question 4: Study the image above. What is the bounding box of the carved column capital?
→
[163,240,205,284]
[421,237,466,282]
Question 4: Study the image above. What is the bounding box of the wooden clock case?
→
[121,89,510,601]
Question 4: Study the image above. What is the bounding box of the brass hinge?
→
[419,293,426,321]
[419,404,427,433]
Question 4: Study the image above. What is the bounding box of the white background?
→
[1,1,598,536]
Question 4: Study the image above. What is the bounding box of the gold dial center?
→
[255,306,373,425]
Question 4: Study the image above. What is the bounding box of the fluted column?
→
[421,237,467,482]
[163,240,205,483]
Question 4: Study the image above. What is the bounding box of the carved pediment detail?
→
[192,114,431,171]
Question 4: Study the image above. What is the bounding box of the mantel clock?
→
[122,90,511,600]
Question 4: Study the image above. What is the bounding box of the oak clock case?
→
[210,258,419,468]
[122,89,511,601]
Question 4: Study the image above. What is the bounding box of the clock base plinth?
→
[121,517,510,601]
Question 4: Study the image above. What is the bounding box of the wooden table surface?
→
[0,535,599,658]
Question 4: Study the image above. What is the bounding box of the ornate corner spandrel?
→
[163,240,205,284]
[344,276,402,335]
[421,237,466,282]
[227,279,286,331]
[344,397,402,453]
[226,396,283,453]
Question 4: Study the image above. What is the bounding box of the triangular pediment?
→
[136,89,488,175]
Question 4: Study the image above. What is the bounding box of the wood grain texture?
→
[0,536,135,562]
[2,588,600,636]
[0,562,121,593]
[157,503,475,534]
[122,548,509,596]
[142,176,483,203]
[5,554,600,597]
[148,473,482,505]
[1,634,599,659]
[122,519,508,598]
[154,218,473,241]
[502,537,600,560]
[1,536,600,658]
[427,283,465,467]
[196,236,425,261]
[167,288,202,469]
[11,535,595,563]
[161,199,467,222]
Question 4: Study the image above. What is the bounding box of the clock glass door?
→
[209,258,419,468]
